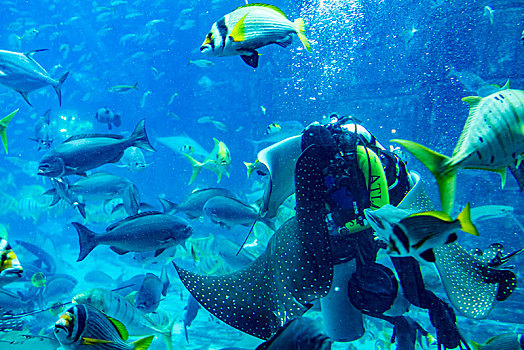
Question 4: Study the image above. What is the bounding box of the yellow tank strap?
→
[342,145,390,234]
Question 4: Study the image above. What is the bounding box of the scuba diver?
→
[301,114,470,350]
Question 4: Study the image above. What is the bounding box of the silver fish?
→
[38,119,155,177]
[159,187,237,219]
[203,195,274,230]
[135,267,169,313]
[0,49,68,106]
[72,212,193,261]
[29,109,53,150]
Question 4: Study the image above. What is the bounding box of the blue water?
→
[0,0,523,349]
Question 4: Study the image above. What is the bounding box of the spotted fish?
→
[393,88,524,213]
[174,145,333,339]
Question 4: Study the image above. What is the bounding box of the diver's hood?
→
[258,135,302,218]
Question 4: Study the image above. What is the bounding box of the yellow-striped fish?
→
[393,88,524,213]
[200,4,311,68]
[0,238,23,287]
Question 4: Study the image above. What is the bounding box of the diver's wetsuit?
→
[300,116,469,350]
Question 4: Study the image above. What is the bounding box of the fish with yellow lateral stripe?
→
[0,237,23,287]
[200,3,311,68]
[54,304,154,349]
[364,203,479,263]
[392,88,524,213]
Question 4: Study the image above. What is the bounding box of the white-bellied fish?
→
[393,88,524,213]
[38,119,155,177]
[182,138,231,184]
[72,211,193,261]
[54,304,154,350]
[364,203,479,262]
[0,109,17,153]
[0,238,23,287]
[203,195,275,230]
[200,4,311,68]
[470,333,524,350]
[95,107,122,130]
[158,187,237,219]
[0,49,69,106]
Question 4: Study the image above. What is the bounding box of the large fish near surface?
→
[0,238,23,288]
[72,211,193,261]
[0,49,69,106]
[393,88,524,213]
[364,203,479,262]
[201,4,311,68]
[54,304,154,350]
[158,187,237,219]
[38,119,155,177]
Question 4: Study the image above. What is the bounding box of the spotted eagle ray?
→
[174,145,333,339]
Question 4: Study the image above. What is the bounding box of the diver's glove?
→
[428,298,470,350]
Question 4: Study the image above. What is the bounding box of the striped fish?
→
[364,203,479,262]
[54,304,154,349]
[200,3,311,68]
[393,88,524,213]
[0,238,23,288]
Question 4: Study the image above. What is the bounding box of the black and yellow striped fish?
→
[0,238,23,287]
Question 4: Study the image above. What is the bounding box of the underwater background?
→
[0,0,523,349]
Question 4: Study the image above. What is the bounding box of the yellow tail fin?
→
[457,203,479,236]
[0,109,18,154]
[469,340,481,350]
[392,138,456,214]
[294,18,311,52]
[182,153,203,185]
[132,335,155,350]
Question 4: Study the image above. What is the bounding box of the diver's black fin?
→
[240,51,259,68]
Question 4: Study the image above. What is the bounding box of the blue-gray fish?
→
[135,267,169,313]
[0,49,69,106]
[256,317,332,350]
[393,88,524,213]
[0,238,23,288]
[95,107,122,130]
[470,333,524,350]
[159,187,237,219]
[203,195,274,229]
[54,304,154,349]
[183,295,200,342]
[29,109,53,150]
[38,119,155,177]
[174,145,333,339]
[201,4,311,68]
[45,177,86,218]
[72,212,193,262]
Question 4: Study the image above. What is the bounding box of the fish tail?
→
[53,71,69,106]
[0,109,18,154]
[469,340,481,350]
[294,18,311,52]
[131,335,155,350]
[72,222,98,262]
[129,119,156,152]
[182,153,203,185]
[392,138,456,213]
[123,184,140,215]
[158,198,178,214]
[457,203,479,236]
[133,82,139,90]
[74,202,86,218]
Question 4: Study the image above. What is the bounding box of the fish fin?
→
[108,123,112,130]
[82,337,115,345]
[155,248,166,257]
[294,18,311,52]
[160,265,170,296]
[131,335,155,350]
[236,3,287,18]
[72,222,98,262]
[392,138,455,213]
[469,340,481,350]
[184,323,189,343]
[129,119,155,152]
[0,109,18,153]
[419,249,436,262]
[182,153,203,185]
[158,198,178,214]
[110,246,130,255]
[236,219,257,255]
[501,79,510,90]
[240,51,259,68]
[444,232,458,244]
[125,291,137,305]
[122,184,140,216]
[229,14,248,42]
[75,203,87,219]
[18,91,32,107]
[113,114,122,127]
[408,210,452,221]
[456,203,479,236]
[133,82,139,90]
[43,109,51,124]
[53,71,69,106]
[24,49,48,57]
[106,316,129,341]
